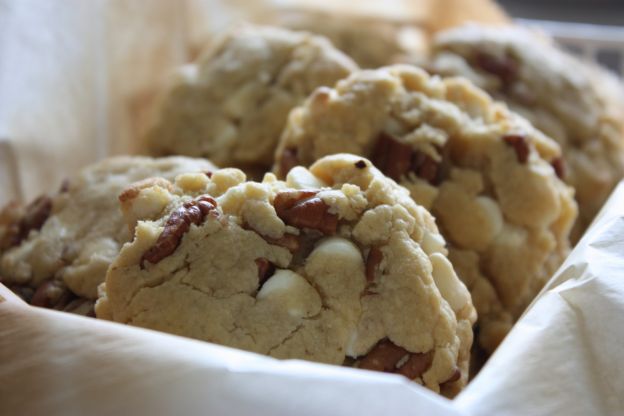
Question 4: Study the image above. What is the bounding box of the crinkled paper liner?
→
[3,181,624,415]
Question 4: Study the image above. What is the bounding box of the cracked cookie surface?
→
[0,156,216,312]
[144,25,357,174]
[430,25,624,239]
[274,65,577,353]
[96,154,475,396]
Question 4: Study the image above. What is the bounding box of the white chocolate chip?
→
[429,253,470,313]
[307,237,364,270]
[475,196,503,240]
[421,230,447,255]
[286,166,326,190]
[257,270,322,318]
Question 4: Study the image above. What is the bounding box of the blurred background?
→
[500,0,624,25]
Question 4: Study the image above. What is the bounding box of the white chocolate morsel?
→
[286,166,327,190]
[430,253,471,314]
[257,269,322,319]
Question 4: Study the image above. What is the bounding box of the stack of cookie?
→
[2,18,623,398]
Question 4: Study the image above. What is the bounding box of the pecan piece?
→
[372,133,441,184]
[551,157,565,180]
[359,339,409,372]
[372,132,412,181]
[141,196,217,266]
[31,279,73,309]
[503,134,530,164]
[255,258,275,287]
[274,190,338,235]
[278,147,300,177]
[266,233,301,253]
[412,151,441,185]
[16,195,53,244]
[474,52,518,86]
[395,351,434,379]
[63,298,96,317]
[442,367,461,384]
[358,339,434,381]
[365,247,383,283]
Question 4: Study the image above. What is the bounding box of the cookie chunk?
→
[145,25,357,173]
[96,154,475,396]
[0,156,216,314]
[430,25,624,238]
[275,65,577,353]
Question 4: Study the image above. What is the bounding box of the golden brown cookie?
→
[0,156,216,311]
[96,154,475,396]
[431,25,624,239]
[275,65,577,353]
[145,25,357,173]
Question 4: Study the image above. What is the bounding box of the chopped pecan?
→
[474,52,518,86]
[266,233,301,253]
[242,222,301,254]
[141,196,218,266]
[372,132,412,181]
[411,151,441,185]
[503,134,530,164]
[17,195,52,244]
[365,247,383,283]
[63,298,96,317]
[30,279,73,309]
[279,147,300,177]
[358,339,434,381]
[274,190,338,235]
[395,351,434,379]
[442,367,461,384]
[372,133,441,184]
[359,339,409,372]
[551,157,565,180]
[255,258,275,287]
[354,160,367,169]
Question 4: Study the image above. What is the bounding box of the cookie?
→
[144,25,357,173]
[274,65,577,353]
[96,154,476,396]
[430,25,624,238]
[268,9,428,68]
[0,156,217,314]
